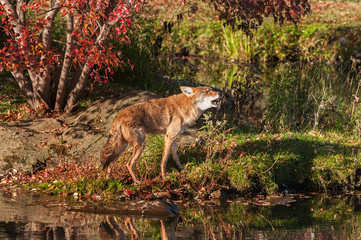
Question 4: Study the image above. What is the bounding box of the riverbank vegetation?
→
[4,118,361,201]
[2,0,361,200]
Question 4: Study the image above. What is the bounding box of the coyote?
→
[100,86,221,183]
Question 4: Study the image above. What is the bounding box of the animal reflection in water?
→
[1,215,180,239]
[100,216,179,239]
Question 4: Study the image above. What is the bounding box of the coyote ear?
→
[180,86,195,97]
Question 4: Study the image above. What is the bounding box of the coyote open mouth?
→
[211,97,220,108]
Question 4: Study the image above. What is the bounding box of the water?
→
[1,190,361,240]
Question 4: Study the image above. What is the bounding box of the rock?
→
[70,199,180,219]
[153,191,174,199]
[0,90,160,178]
[0,118,61,176]
[0,89,200,178]
[60,90,160,128]
[140,199,180,217]
[58,90,161,160]
[210,188,229,201]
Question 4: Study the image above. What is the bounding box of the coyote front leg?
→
[171,141,184,170]
[160,132,179,177]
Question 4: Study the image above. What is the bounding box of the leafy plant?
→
[0,0,142,112]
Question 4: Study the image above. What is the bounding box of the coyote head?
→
[181,86,221,111]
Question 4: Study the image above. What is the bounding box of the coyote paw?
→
[132,180,141,185]
[178,165,185,170]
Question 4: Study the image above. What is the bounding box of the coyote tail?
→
[100,133,123,170]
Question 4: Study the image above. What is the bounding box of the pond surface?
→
[1,190,361,240]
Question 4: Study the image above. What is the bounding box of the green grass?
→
[152,0,361,85]
[0,75,29,122]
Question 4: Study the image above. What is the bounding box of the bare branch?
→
[43,0,61,49]
[15,0,25,24]
[64,63,92,113]
[11,70,34,103]
[0,0,17,18]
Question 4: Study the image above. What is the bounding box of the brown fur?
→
[100,86,221,183]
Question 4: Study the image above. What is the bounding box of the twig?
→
[257,213,275,233]
[258,157,278,177]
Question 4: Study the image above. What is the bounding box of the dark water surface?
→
[1,190,361,239]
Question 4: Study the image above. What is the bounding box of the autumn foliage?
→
[0,0,141,112]
[0,0,310,113]
[210,0,310,35]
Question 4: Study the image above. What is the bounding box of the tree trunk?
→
[63,23,113,113]
[54,12,74,112]
[1,0,126,113]
[64,63,92,113]
[12,70,44,110]
[28,71,51,107]
[1,0,58,111]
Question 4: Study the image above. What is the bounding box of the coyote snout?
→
[100,86,221,183]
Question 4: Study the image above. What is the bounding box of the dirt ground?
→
[0,90,160,177]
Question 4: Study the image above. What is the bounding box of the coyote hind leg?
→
[125,127,146,184]
[126,144,144,184]
[100,133,128,178]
